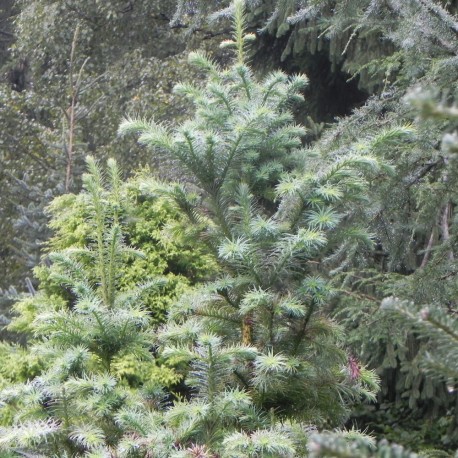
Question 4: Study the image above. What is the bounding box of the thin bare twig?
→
[441,201,454,261]
[65,25,83,192]
[420,228,435,268]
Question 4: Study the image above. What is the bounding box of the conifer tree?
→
[0,158,166,455]
[120,0,383,454]
[216,0,458,446]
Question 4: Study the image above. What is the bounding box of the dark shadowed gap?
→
[252,32,368,124]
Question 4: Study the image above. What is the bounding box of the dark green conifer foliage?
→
[305,8,458,441]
